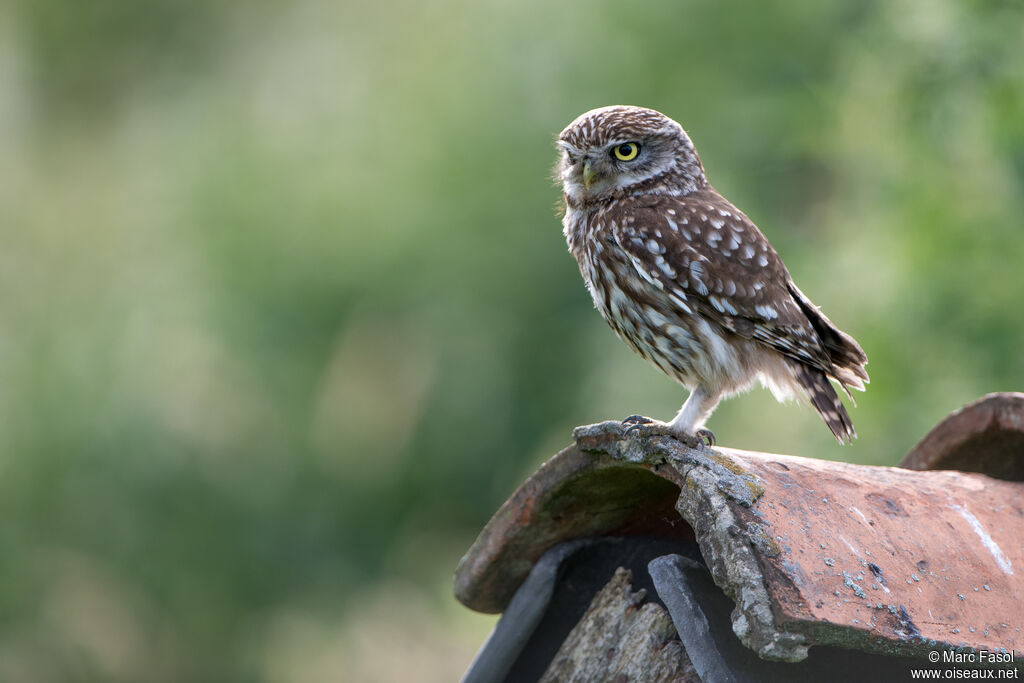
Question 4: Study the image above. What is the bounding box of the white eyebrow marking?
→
[953,504,1013,575]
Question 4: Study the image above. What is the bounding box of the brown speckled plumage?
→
[556,106,868,443]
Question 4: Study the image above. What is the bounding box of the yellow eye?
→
[613,142,640,161]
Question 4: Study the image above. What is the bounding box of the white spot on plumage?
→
[755,304,779,320]
[654,334,676,356]
[741,244,755,259]
[757,254,769,267]
[710,218,724,230]
[655,255,676,278]
[669,292,691,314]
[647,239,665,254]
[688,260,709,296]
[665,324,695,349]
[728,234,741,250]
[646,309,670,328]
[717,209,731,217]
[705,231,722,246]
[622,248,664,291]
[608,280,629,311]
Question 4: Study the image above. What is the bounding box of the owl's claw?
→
[621,415,668,438]
[695,428,716,447]
[620,415,715,448]
[673,428,716,449]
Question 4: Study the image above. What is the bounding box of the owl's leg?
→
[667,386,720,445]
[620,386,719,447]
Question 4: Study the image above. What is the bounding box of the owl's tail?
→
[782,283,866,442]
[791,361,857,443]
[787,282,869,395]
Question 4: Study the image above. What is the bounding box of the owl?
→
[557,106,868,445]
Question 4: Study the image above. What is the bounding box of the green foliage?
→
[1,0,1022,678]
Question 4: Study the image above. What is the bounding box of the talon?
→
[623,422,645,437]
[695,428,716,447]
[621,414,655,437]
[622,419,673,439]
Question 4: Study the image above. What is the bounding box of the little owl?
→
[557,106,868,445]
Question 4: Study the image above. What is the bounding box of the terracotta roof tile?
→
[456,396,1024,662]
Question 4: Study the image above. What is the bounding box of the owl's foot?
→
[621,414,670,438]
[621,416,715,448]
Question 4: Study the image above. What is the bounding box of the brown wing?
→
[609,187,843,376]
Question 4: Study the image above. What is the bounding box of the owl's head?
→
[556,106,705,207]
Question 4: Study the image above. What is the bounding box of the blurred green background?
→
[1,0,1022,680]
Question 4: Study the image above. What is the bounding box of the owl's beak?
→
[582,161,598,190]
